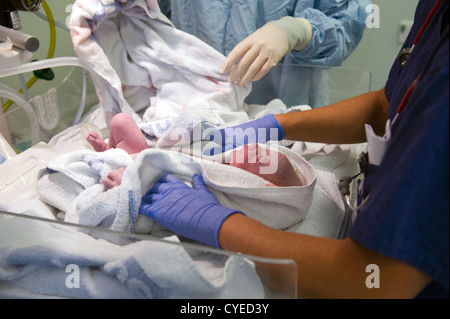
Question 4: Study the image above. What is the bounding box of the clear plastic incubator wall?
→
[0,59,371,299]
[0,0,375,299]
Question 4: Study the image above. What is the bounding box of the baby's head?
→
[229,143,304,187]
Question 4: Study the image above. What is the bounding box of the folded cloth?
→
[70,0,252,147]
[37,144,316,236]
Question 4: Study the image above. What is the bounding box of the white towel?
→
[70,0,252,148]
[37,144,316,236]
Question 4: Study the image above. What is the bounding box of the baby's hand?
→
[102,167,126,189]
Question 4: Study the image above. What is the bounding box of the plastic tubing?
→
[0,83,40,146]
[34,10,70,33]
[0,57,86,79]
[42,0,56,58]
[0,57,89,124]
[72,69,88,125]
[0,57,89,127]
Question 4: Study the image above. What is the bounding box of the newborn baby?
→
[87,113,304,189]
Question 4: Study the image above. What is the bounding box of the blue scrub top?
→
[157,0,371,108]
[349,0,449,299]
[158,0,370,65]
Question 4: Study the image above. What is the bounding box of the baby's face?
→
[229,143,304,187]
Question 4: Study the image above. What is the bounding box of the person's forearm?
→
[274,88,390,144]
[218,213,430,299]
[218,213,344,298]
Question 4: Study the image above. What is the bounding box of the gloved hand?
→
[203,114,285,156]
[221,16,312,86]
[139,174,244,248]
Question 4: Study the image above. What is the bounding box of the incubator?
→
[0,59,371,298]
[0,58,97,202]
[1,0,375,300]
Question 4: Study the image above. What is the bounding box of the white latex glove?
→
[221,17,312,86]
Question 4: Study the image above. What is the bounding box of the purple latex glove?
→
[139,174,244,248]
[203,114,285,156]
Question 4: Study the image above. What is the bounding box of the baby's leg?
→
[108,113,148,156]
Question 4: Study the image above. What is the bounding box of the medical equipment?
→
[339,76,420,216]
[1,0,56,112]
[397,0,443,68]
[0,25,39,52]
[0,0,42,29]
[0,27,37,70]
[0,60,371,298]
[339,117,395,216]
[0,58,89,150]
[338,153,369,218]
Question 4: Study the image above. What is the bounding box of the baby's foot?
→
[86,132,109,152]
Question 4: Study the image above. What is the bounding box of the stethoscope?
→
[397,0,444,68]
[341,0,445,215]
